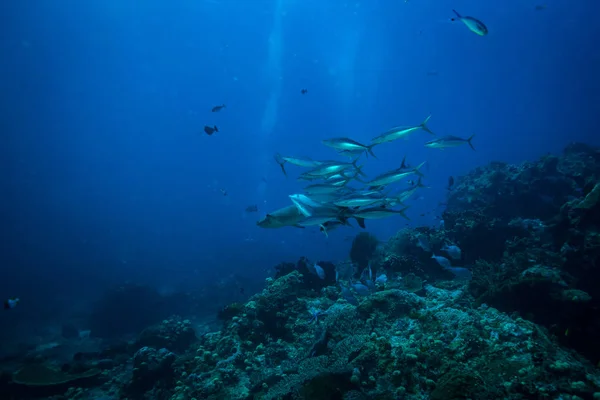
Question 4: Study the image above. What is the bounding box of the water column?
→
[256,0,285,201]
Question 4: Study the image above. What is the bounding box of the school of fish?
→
[257,114,476,236]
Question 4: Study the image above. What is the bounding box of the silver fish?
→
[322,138,377,158]
[307,193,346,204]
[395,177,427,203]
[256,205,305,229]
[367,161,426,187]
[302,160,364,178]
[371,115,434,145]
[280,156,324,168]
[352,206,410,220]
[333,195,385,208]
[274,154,324,177]
[451,10,488,36]
[424,135,475,150]
[337,148,367,159]
[297,215,343,227]
[289,194,330,217]
[304,184,350,195]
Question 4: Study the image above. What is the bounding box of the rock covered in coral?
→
[137,316,197,353]
[126,346,176,396]
[163,280,600,400]
[438,143,600,362]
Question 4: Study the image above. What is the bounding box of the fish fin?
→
[421,115,435,135]
[319,225,329,238]
[416,177,430,189]
[214,126,219,132]
[452,9,462,19]
[355,217,366,229]
[413,161,427,177]
[467,134,476,151]
[400,155,407,169]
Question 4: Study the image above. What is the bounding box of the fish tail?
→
[414,161,427,177]
[367,144,377,158]
[452,9,462,19]
[399,206,411,220]
[275,153,288,177]
[467,134,476,151]
[421,115,435,135]
[214,126,219,132]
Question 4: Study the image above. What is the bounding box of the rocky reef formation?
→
[1,142,600,399]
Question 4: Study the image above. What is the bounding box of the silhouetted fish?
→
[245,205,258,212]
[448,176,455,190]
[301,89,308,95]
[204,125,219,136]
[211,104,226,112]
[4,298,19,310]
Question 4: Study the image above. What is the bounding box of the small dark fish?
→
[301,89,308,95]
[204,125,219,136]
[448,176,454,190]
[4,298,19,310]
[220,188,228,196]
[211,104,226,112]
[239,287,245,295]
[245,205,258,212]
[535,5,546,11]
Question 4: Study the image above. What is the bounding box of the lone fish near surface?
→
[451,9,488,36]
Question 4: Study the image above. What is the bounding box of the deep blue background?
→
[1,0,599,337]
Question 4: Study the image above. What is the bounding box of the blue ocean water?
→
[1,0,598,347]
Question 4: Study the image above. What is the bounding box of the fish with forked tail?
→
[204,125,219,136]
[372,115,435,145]
[425,135,475,150]
[322,138,377,158]
[451,9,488,36]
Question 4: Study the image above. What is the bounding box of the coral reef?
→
[2,142,600,399]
